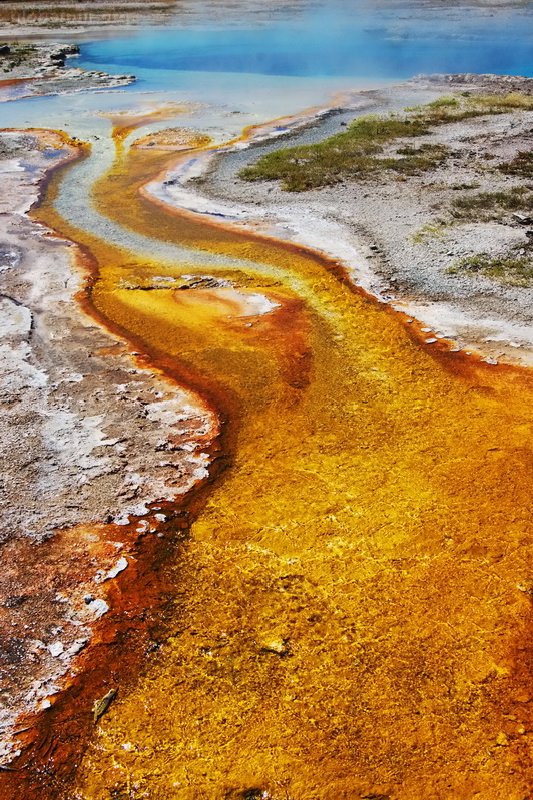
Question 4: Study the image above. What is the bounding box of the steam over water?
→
[78,0,533,80]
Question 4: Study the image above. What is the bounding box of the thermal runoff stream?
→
[23,113,531,798]
[1,2,532,798]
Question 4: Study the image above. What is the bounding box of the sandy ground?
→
[156,75,533,365]
[0,130,219,761]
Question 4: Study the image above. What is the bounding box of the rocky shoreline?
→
[0,41,135,102]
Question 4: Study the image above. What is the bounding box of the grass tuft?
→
[450,187,533,221]
[240,93,533,192]
[448,252,533,286]
[239,114,444,191]
[472,92,533,110]
[411,221,447,244]
[499,150,533,179]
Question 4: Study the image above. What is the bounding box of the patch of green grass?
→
[411,221,447,244]
[393,143,449,172]
[240,93,533,192]
[240,114,442,191]
[405,93,528,124]
[499,151,533,179]
[450,186,533,221]
[448,252,533,286]
[428,96,460,108]
[405,96,459,113]
[472,92,533,111]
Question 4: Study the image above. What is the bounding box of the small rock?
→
[259,637,290,656]
[93,688,117,723]
[48,641,64,658]
[87,598,109,619]
[425,338,438,344]
[105,556,128,580]
[62,638,89,659]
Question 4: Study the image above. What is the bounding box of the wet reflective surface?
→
[1,2,532,796]
[27,133,533,799]
[78,1,533,80]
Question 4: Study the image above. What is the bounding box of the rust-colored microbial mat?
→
[25,131,533,800]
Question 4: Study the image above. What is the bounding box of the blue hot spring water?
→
[76,1,533,82]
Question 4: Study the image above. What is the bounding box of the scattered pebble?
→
[48,641,64,658]
[105,556,129,580]
[93,688,117,723]
[59,638,89,660]
[259,637,290,656]
[87,598,109,619]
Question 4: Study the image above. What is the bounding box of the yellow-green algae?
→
[34,132,533,800]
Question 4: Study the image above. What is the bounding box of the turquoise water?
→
[77,1,533,82]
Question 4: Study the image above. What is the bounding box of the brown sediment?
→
[103,104,197,155]
[0,128,223,797]
[0,125,83,150]
[0,491,226,800]
[0,77,33,92]
[3,120,533,798]
[97,135,525,370]
[0,236,230,800]
[132,127,211,151]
